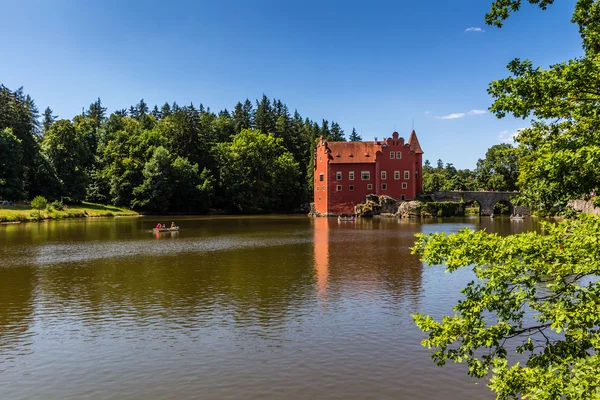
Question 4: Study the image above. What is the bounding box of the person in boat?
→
[161,224,166,229]
[156,223,161,229]
[170,222,176,229]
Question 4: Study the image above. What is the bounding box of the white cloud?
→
[435,113,466,120]
[465,27,485,33]
[468,109,487,115]
[499,128,525,143]
[434,109,487,120]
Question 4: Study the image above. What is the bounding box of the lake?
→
[0,216,543,399]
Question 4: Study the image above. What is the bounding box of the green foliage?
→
[51,199,64,211]
[412,215,600,399]
[30,195,47,219]
[215,129,302,213]
[42,119,89,201]
[422,201,464,217]
[487,1,600,213]
[474,143,519,192]
[423,159,477,192]
[132,146,173,214]
[493,201,511,215]
[0,128,24,200]
[170,157,215,213]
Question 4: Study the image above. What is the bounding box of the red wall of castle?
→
[374,137,421,201]
[314,135,423,216]
[314,141,329,215]
[327,163,376,215]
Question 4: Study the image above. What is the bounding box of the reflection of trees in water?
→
[312,218,424,307]
[0,266,36,370]
[33,242,315,340]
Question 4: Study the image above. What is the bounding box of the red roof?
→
[327,141,379,164]
[408,130,423,154]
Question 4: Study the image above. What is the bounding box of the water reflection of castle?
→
[312,218,423,303]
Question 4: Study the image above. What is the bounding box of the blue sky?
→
[0,0,582,169]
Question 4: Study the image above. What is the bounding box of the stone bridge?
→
[431,191,530,216]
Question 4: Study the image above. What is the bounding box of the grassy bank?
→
[0,202,139,223]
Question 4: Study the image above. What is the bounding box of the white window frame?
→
[402,182,408,189]
[361,171,370,180]
[396,151,402,159]
[404,171,410,180]
[381,171,387,180]
[336,171,342,180]
[394,171,400,180]
[349,171,355,180]
[319,173,324,182]
[390,152,395,159]
[367,184,373,190]
[336,185,342,191]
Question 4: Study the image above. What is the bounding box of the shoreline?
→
[0,202,140,224]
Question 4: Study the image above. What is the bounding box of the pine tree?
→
[254,94,275,134]
[128,105,139,119]
[42,107,57,134]
[151,105,161,119]
[330,122,345,141]
[86,98,107,130]
[348,127,362,142]
[137,99,149,117]
[161,102,172,118]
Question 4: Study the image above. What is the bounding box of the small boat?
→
[153,227,179,232]
[337,215,355,222]
[510,216,524,220]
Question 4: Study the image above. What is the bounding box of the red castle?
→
[313,130,424,215]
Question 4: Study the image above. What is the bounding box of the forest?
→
[0,85,357,214]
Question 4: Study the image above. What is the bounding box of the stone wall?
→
[569,199,600,215]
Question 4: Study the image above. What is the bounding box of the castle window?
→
[319,173,324,182]
[336,171,342,180]
[396,151,402,159]
[367,184,373,190]
[381,171,387,180]
[402,182,408,189]
[322,185,325,191]
[349,171,354,180]
[336,185,342,191]
[404,171,410,180]
[390,152,395,159]
[349,185,354,191]
[401,195,405,200]
[319,156,322,162]
[318,197,322,201]
[316,186,319,191]
[361,171,370,180]
[381,183,387,190]
[394,171,400,180]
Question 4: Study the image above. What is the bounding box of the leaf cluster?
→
[412,215,600,399]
